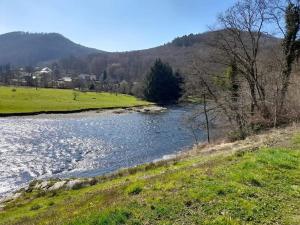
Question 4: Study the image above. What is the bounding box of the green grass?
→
[0,86,150,114]
[1,131,299,225]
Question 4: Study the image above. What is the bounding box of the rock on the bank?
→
[36,181,50,190]
[48,181,66,191]
[65,179,87,190]
[134,106,167,113]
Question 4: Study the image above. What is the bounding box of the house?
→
[78,74,96,81]
[34,67,53,87]
[57,76,73,88]
[61,77,72,82]
[39,67,52,74]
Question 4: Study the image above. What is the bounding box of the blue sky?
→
[0,0,235,52]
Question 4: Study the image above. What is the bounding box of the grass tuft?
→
[30,204,42,211]
[126,184,143,195]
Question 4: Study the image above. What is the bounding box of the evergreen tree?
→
[143,59,183,103]
[102,70,107,82]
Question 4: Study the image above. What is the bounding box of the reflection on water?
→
[0,106,206,196]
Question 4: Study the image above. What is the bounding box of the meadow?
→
[0,86,150,114]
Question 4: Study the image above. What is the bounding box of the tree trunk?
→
[203,94,210,143]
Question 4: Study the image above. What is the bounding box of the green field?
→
[1,128,299,225]
[0,86,150,114]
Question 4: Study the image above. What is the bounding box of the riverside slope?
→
[1,125,300,224]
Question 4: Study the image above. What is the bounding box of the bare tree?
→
[188,0,287,138]
[183,98,218,144]
[189,0,300,138]
[188,55,250,138]
[214,0,273,119]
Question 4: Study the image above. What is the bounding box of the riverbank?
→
[1,124,299,224]
[0,105,166,117]
[0,86,151,116]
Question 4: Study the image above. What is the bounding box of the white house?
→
[57,76,73,88]
[60,77,72,82]
[78,74,96,81]
[39,67,52,74]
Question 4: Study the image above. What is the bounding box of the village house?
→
[56,76,73,88]
[30,67,54,87]
[78,74,97,81]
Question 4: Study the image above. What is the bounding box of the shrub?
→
[248,178,263,187]
[48,201,55,206]
[35,190,46,198]
[30,204,42,211]
[145,162,156,171]
[71,182,84,190]
[89,178,98,186]
[228,130,247,142]
[127,167,139,175]
[126,184,143,195]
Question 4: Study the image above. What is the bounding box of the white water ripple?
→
[0,106,206,196]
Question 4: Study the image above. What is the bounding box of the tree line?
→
[186,0,300,140]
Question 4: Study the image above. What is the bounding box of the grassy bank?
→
[0,86,150,114]
[1,127,299,224]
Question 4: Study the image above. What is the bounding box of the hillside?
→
[0,32,100,66]
[0,125,299,224]
[56,31,224,81]
[55,30,280,82]
[0,31,280,82]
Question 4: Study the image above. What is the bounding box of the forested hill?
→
[0,30,279,82]
[55,30,280,82]
[0,32,101,66]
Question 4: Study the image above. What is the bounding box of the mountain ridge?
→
[0,30,280,83]
[0,31,102,66]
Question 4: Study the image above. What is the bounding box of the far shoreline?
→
[0,104,160,118]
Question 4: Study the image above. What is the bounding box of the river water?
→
[0,105,208,196]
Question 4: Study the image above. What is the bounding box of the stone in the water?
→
[113,109,127,114]
[132,106,167,113]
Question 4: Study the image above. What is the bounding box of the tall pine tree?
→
[143,59,183,103]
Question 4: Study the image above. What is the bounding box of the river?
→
[0,105,210,196]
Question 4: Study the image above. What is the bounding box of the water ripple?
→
[0,106,205,196]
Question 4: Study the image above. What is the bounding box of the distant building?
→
[78,74,96,81]
[61,77,72,82]
[39,67,52,74]
[34,67,53,87]
[34,67,52,79]
[57,76,73,88]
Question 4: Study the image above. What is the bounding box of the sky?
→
[0,0,236,52]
